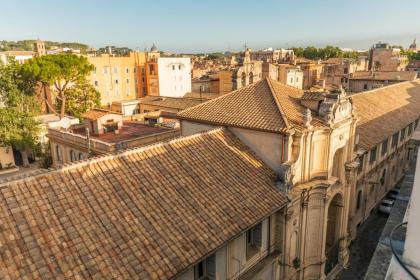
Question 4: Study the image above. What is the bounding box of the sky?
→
[1,0,420,53]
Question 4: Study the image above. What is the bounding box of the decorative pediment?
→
[318,87,354,125]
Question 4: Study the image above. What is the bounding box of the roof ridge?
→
[177,80,267,117]
[351,78,420,97]
[0,127,227,188]
[265,78,291,129]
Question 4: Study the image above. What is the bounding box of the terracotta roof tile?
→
[140,96,205,111]
[83,109,121,120]
[0,128,287,279]
[178,78,325,133]
[353,80,420,150]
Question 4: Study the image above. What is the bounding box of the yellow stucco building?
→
[87,52,146,106]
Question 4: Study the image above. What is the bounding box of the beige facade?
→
[296,61,323,89]
[176,214,284,280]
[278,64,304,89]
[87,52,146,106]
[321,57,368,89]
[178,78,420,279]
[368,42,408,71]
[0,146,16,170]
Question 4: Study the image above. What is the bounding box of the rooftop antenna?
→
[243,42,248,50]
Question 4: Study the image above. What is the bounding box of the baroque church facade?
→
[178,78,420,279]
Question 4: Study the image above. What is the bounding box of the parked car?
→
[378,199,394,215]
[387,189,400,200]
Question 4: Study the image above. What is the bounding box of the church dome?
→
[150,43,158,52]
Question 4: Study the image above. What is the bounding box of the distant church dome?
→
[150,43,158,52]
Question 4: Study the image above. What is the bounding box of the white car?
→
[378,199,394,214]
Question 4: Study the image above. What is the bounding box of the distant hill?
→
[0,40,90,53]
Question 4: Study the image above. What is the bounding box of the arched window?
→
[356,191,362,210]
[56,145,63,163]
[241,72,246,87]
[69,150,76,162]
[249,72,254,84]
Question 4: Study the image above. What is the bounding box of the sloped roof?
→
[140,96,204,111]
[178,78,325,133]
[83,109,121,120]
[0,128,287,280]
[350,71,418,81]
[353,80,420,150]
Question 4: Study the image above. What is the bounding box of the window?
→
[115,79,119,84]
[79,153,83,160]
[103,120,118,133]
[93,67,97,74]
[126,78,129,84]
[56,145,63,162]
[392,132,399,148]
[296,77,299,82]
[358,155,364,172]
[94,81,99,87]
[115,89,120,96]
[369,147,377,164]
[408,123,413,135]
[246,222,262,259]
[69,150,76,162]
[380,169,386,185]
[344,67,349,74]
[194,254,215,280]
[178,65,182,70]
[363,84,368,90]
[103,67,108,74]
[126,88,130,96]
[400,127,406,141]
[415,119,419,129]
[172,65,175,70]
[356,191,362,210]
[381,139,388,156]
[125,67,129,74]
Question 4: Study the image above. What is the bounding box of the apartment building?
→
[277,64,303,89]
[348,71,418,92]
[87,52,146,106]
[320,57,368,89]
[368,42,408,71]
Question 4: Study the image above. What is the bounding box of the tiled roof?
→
[83,109,120,120]
[140,96,204,111]
[353,80,420,150]
[178,79,325,133]
[0,128,287,280]
[350,71,418,81]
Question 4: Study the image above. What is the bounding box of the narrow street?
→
[337,212,388,279]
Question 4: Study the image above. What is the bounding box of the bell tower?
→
[34,38,46,56]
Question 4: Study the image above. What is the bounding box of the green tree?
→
[291,47,304,58]
[320,45,343,59]
[303,46,320,60]
[0,59,40,167]
[21,53,96,118]
[57,80,100,120]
